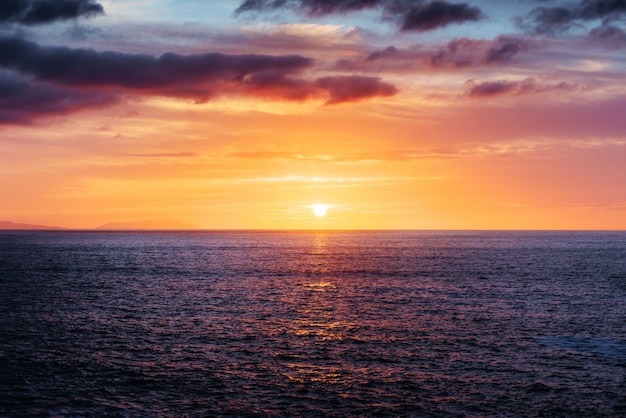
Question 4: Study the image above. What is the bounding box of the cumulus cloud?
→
[0,0,104,25]
[0,71,115,124]
[236,0,485,32]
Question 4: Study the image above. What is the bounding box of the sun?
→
[312,204,328,217]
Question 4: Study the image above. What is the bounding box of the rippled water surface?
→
[1,230,625,416]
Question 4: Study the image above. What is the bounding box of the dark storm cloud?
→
[0,36,314,101]
[0,0,104,25]
[399,1,483,31]
[466,78,576,98]
[0,72,115,124]
[236,0,485,32]
[523,0,626,34]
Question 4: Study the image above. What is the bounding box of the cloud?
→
[522,0,626,34]
[431,35,531,67]
[466,79,519,97]
[314,75,398,104]
[0,71,116,124]
[0,36,397,120]
[484,36,533,63]
[0,36,314,101]
[589,24,626,47]
[465,78,577,98]
[124,152,199,158]
[241,72,398,103]
[398,1,483,32]
[229,150,459,162]
[236,0,485,32]
[339,35,533,73]
[236,0,383,16]
[0,0,104,25]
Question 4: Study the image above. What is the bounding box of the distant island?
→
[1,219,199,231]
[96,219,199,230]
[0,221,67,230]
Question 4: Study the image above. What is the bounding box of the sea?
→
[1,230,625,417]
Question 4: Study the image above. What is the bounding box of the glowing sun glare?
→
[312,204,328,217]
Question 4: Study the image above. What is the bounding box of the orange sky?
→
[1,0,625,229]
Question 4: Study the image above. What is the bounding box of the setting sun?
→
[312,204,328,217]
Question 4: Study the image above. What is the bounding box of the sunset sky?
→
[1,0,625,229]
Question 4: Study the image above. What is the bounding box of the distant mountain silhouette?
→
[96,219,198,230]
[0,221,66,230]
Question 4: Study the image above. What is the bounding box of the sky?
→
[1,0,625,230]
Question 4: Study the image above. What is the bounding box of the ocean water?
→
[1,230,625,417]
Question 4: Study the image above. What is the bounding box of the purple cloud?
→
[0,36,398,123]
[0,36,313,101]
[314,75,398,104]
[236,0,383,16]
[0,72,116,125]
[400,1,483,32]
[236,0,485,32]
[466,78,577,98]
[589,24,626,47]
[0,0,104,25]
[344,35,533,73]
[522,0,626,34]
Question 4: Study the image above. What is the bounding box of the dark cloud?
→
[314,75,397,104]
[347,35,532,72]
[0,0,104,25]
[0,36,397,117]
[0,36,314,101]
[589,24,626,47]
[0,71,116,124]
[578,0,626,20]
[466,78,576,98]
[466,79,519,97]
[399,1,483,31]
[236,0,383,16]
[485,36,532,63]
[241,72,398,103]
[236,0,485,32]
[431,36,531,67]
[523,0,626,34]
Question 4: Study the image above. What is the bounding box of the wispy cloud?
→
[465,78,577,98]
